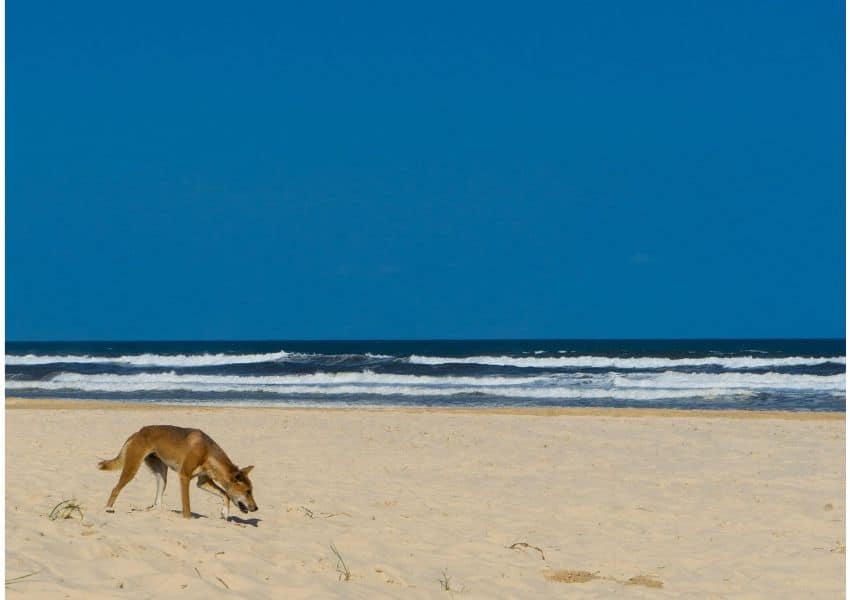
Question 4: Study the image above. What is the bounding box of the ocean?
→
[5,339,845,412]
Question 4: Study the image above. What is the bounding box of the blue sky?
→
[7,1,845,340]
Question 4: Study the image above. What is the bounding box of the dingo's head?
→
[226,466,258,513]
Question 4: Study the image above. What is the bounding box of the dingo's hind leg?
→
[105,444,147,511]
[145,455,168,510]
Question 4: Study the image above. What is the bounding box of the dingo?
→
[98,425,258,520]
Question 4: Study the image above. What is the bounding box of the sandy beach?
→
[5,399,845,598]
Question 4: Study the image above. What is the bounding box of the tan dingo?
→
[98,425,258,520]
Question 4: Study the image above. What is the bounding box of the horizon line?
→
[5,337,846,344]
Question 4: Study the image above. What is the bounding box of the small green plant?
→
[48,499,84,521]
[329,544,351,582]
[438,568,452,592]
[6,571,38,586]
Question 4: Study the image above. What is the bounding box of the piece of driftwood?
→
[508,541,546,560]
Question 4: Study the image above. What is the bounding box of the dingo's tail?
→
[98,455,122,470]
[98,440,129,471]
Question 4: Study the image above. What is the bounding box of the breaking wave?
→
[6,341,843,410]
[407,354,845,369]
[6,370,842,400]
[5,351,296,367]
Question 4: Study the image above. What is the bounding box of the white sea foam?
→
[2,379,748,400]
[7,352,844,371]
[4,351,295,367]
[611,371,845,391]
[6,370,843,399]
[406,354,846,369]
[46,371,550,387]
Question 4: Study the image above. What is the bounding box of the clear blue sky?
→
[7,1,845,340]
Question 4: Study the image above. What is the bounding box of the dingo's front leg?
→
[197,474,231,521]
[179,473,192,519]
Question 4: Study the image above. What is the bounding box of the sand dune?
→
[5,401,845,598]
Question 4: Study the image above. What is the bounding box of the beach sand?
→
[5,399,845,598]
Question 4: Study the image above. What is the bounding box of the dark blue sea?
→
[5,339,845,412]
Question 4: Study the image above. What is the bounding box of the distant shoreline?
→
[6,397,843,419]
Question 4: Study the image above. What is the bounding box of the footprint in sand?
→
[544,569,663,589]
[544,570,598,583]
[626,575,664,588]
[374,565,406,586]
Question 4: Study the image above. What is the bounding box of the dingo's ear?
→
[240,465,254,476]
